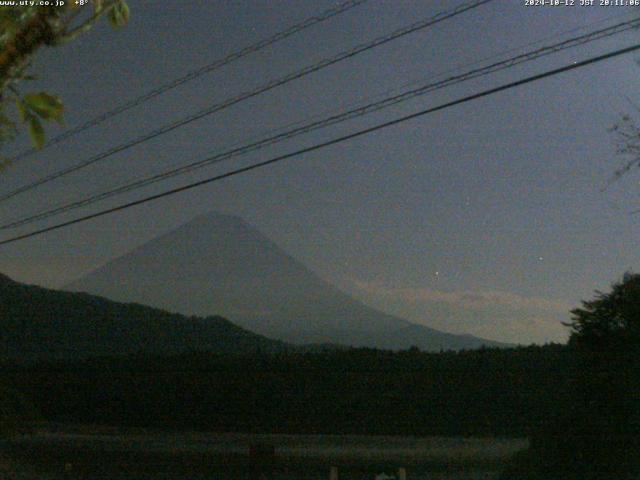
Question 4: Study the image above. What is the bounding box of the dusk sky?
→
[1,0,640,344]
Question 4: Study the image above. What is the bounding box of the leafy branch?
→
[0,0,129,159]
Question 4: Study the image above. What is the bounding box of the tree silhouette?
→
[565,272,640,349]
[503,273,640,479]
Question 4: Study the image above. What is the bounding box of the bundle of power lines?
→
[1,0,639,245]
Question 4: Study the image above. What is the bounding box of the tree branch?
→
[0,7,57,92]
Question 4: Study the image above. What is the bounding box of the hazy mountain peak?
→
[177,211,247,230]
[67,213,509,351]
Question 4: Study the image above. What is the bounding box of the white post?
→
[330,466,339,480]
[398,467,407,480]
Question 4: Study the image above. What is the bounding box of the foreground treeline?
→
[2,272,639,479]
[2,344,573,437]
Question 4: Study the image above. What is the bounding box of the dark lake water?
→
[2,431,526,480]
[29,470,505,480]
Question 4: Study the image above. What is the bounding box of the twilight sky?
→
[1,0,640,344]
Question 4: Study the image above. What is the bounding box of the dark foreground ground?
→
[0,425,528,479]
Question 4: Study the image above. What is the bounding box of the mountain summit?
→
[67,212,507,351]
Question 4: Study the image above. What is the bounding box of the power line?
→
[7,0,370,162]
[352,9,636,117]
[4,16,638,230]
[0,0,494,204]
[1,42,638,247]
[3,17,635,228]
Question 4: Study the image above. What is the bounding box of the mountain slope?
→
[0,273,287,362]
[67,212,509,351]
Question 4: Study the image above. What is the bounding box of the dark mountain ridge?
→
[0,274,287,363]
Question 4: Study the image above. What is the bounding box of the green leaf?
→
[23,92,64,122]
[108,1,129,28]
[107,8,117,27]
[0,157,13,172]
[0,10,18,27]
[28,116,45,149]
[15,100,29,122]
[0,113,10,126]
